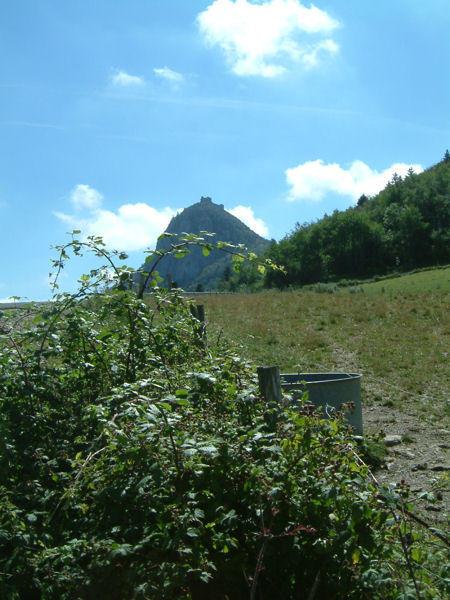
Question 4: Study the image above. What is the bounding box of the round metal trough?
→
[280,373,363,434]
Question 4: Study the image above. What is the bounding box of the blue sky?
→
[1,0,449,300]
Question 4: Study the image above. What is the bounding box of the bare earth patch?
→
[330,338,448,524]
[363,401,449,524]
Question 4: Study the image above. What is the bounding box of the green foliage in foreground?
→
[0,238,448,599]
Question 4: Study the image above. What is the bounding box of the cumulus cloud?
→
[300,39,339,69]
[285,159,424,202]
[111,70,145,86]
[227,205,269,237]
[153,66,185,83]
[197,0,339,77]
[55,185,178,252]
[70,184,103,210]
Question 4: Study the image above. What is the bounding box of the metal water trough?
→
[280,372,363,434]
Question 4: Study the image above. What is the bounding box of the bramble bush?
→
[0,235,448,599]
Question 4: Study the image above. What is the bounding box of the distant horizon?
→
[0,151,446,303]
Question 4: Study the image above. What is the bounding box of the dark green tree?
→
[262,153,449,288]
[357,193,369,207]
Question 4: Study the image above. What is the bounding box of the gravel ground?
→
[363,401,449,526]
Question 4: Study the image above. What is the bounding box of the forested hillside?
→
[262,152,449,288]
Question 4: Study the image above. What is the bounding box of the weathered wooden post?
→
[190,304,206,347]
[257,366,282,404]
[257,366,283,429]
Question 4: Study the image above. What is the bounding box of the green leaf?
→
[176,399,190,407]
[159,402,173,412]
[199,444,218,456]
[411,547,421,562]
[137,475,152,488]
[110,543,133,557]
[186,527,200,538]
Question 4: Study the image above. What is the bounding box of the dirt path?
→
[327,339,449,524]
[363,401,449,525]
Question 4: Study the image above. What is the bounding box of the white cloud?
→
[285,160,423,202]
[300,39,339,69]
[285,159,424,202]
[111,70,145,87]
[55,185,178,252]
[153,66,185,83]
[228,205,269,237]
[71,184,103,210]
[197,0,339,77]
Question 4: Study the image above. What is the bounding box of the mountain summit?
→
[141,196,270,290]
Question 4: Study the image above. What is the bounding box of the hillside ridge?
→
[264,153,450,288]
[141,196,270,290]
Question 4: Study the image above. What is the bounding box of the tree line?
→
[221,152,449,290]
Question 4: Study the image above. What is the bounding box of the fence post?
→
[257,366,282,404]
[190,304,206,347]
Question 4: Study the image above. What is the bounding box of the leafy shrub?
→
[0,236,448,599]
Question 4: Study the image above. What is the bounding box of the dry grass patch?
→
[201,288,449,419]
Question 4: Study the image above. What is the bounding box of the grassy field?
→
[362,265,450,294]
[200,268,449,421]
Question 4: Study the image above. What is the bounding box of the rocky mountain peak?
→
[140,196,270,290]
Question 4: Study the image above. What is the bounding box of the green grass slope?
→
[362,266,450,293]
